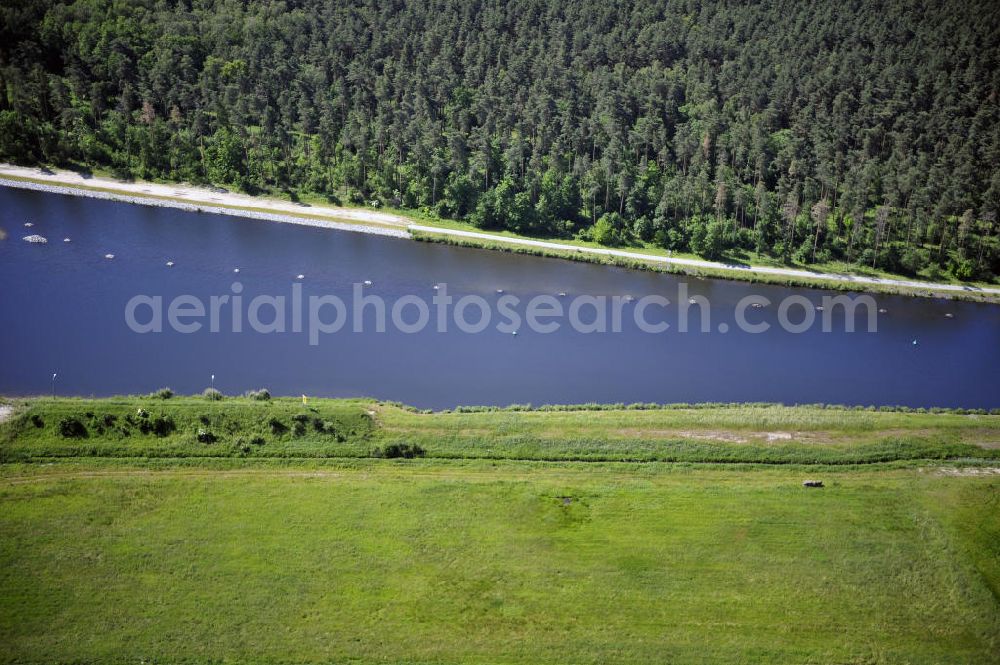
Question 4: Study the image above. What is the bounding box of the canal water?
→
[1,185,998,408]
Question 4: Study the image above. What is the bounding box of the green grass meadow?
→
[1,397,999,663]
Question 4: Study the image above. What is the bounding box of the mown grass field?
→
[1,397,999,664]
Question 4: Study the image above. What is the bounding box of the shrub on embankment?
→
[0,397,376,461]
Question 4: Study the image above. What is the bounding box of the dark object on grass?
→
[197,428,217,444]
[803,480,824,488]
[30,414,44,428]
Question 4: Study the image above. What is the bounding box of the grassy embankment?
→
[1,396,999,664]
[3,396,1000,464]
[410,231,1000,302]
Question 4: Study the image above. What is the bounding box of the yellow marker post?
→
[302,394,308,406]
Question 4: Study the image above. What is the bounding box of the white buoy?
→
[496,289,504,294]
[688,298,697,304]
[166,261,174,267]
[63,237,71,243]
[233,268,240,273]
[558,292,567,297]
[433,285,439,290]
[624,295,634,302]
[104,253,115,259]
[912,339,918,345]
[363,279,372,286]
[24,222,33,228]
[296,274,305,280]
[512,330,518,336]
[944,313,954,319]
[878,308,887,314]
[816,305,824,311]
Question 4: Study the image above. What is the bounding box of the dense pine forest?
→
[1,0,999,280]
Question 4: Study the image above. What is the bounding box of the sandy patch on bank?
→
[614,429,818,444]
[934,467,1000,476]
[0,164,411,238]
